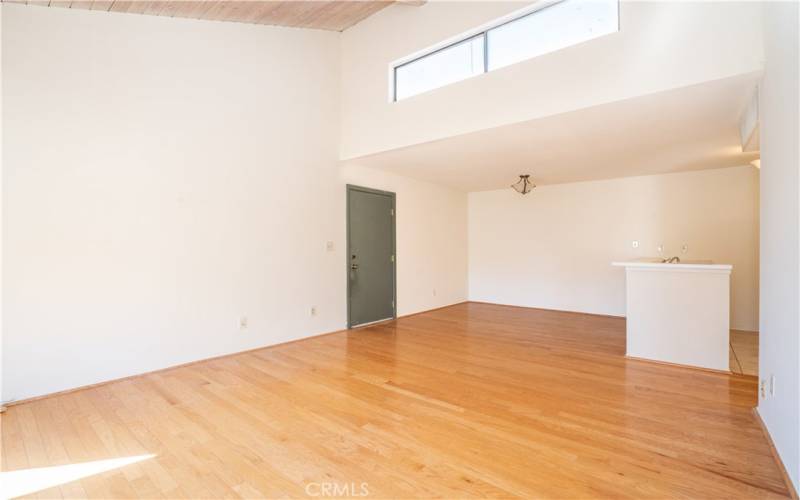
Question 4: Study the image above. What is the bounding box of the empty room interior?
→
[1,0,799,498]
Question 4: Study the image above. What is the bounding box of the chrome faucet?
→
[662,256,681,263]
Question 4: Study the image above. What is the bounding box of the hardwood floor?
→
[1,303,791,499]
[730,330,759,376]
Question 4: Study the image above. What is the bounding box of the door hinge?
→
[390,255,395,263]
[390,208,395,216]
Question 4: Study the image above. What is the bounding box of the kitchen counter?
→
[613,260,732,371]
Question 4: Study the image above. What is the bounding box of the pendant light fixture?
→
[511,174,536,195]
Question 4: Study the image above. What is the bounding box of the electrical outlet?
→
[770,374,776,396]
[325,241,334,252]
[681,243,688,253]
[760,379,766,398]
[239,316,248,330]
[310,306,317,316]
[632,240,639,249]
[657,244,664,254]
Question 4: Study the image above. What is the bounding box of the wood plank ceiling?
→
[2,1,396,31]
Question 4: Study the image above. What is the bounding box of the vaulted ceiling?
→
[1,0,399,31]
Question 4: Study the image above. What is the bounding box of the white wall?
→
[1,4,468,402]
[1,4,341,401]
[757,1,799,490]
[340,1,763,159]
[469,166,760,331]
[341,164,468,317]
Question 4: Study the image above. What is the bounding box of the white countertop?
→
[612,260,732,271]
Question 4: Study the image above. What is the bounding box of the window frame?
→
[389,0,618,102]
[392,32,488,102]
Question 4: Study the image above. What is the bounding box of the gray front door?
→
[347,185,396,328]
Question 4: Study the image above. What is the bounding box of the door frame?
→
[346,184,397,329]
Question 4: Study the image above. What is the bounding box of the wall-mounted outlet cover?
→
[681,243,689,254]
[239,316,248,330]
[326,241,334,252]
[760,380,766,398]
[632,240,639,249]
[657,244,664,254]
[310,306,317,316]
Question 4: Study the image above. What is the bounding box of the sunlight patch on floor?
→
[0,454,155,498]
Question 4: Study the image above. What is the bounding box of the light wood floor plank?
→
[1,303,790,498]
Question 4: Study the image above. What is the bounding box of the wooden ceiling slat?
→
[4,0,398,31]
[107,0,136,12]
[246,2,281,24]
[106,1,166,15]
[300,2,351,31]
[189,1,220,19]
[298,2,346,29]
[109,0,143,14]
[141,1,169,15]
[252,1,307,27]
[337,1,391,31]
[251,1,287,24]
[267,2,323,28]
[202,1,261,23]
[159,0,212,19]
[90,0,113,11]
